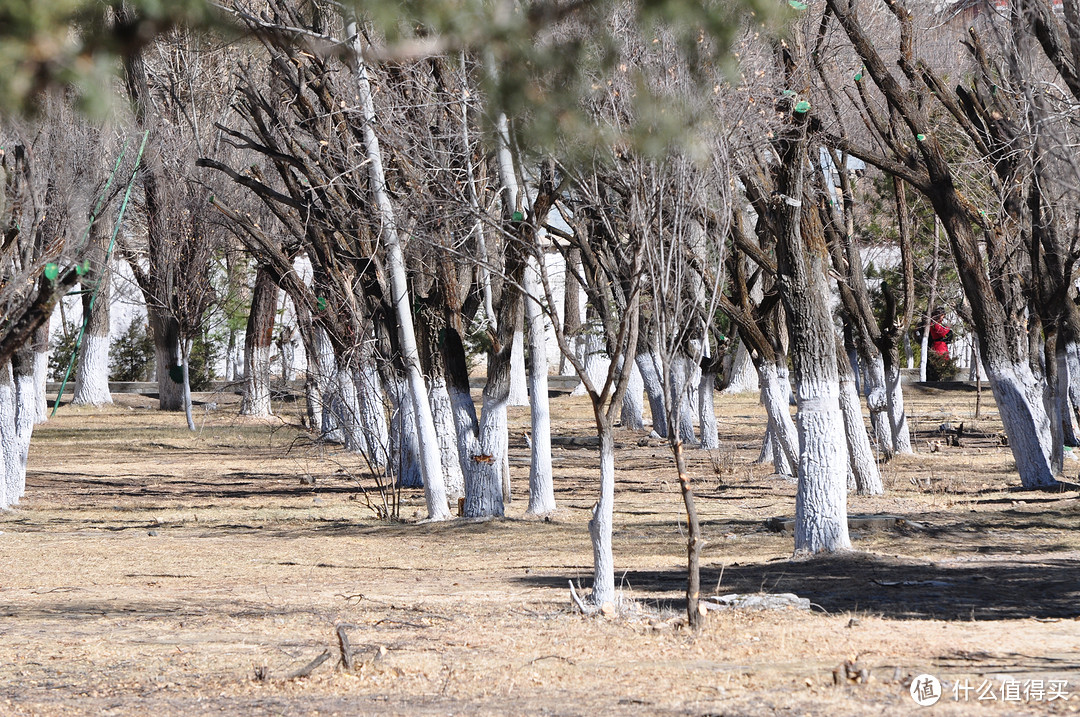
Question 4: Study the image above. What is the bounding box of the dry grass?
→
[0,385,1078,715]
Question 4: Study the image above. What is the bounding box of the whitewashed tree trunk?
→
[390,376,422,488]
[0,361,16,508]
[524,256,555,515]
[987,359,1056,488]
[1066,341,1080,444]
[508,329,528,406]
[670,355,696,445]
[464,387,509,517]
[756,360,797,478]
[346,17,448,519]
[883,362,912,454]
[574,325,609,397]
[862,354,891,456]
[722,337,759,394]
[636,351,667,438]
[429,376,464,500]
[32,322,48,423]
[73,336,112,406]
[837,347,884,495]
[309,327,336,437]
[180,339,195,431]
[332,367,364,452]
[698,366,719,449]
[620,360,645,431]
[240,267,277,417]
[353,362,389,470]
[589,421,616,605]
[11,350,35,499]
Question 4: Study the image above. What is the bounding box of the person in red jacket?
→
[929,308,952,360]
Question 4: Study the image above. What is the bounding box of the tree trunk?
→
[390,375,422,488]
[620,360,645,431]
[508,329,528,406]
[442,327,481,490]
[670,353,696,445]
[0,361,16,508]
[636,351,668,438]
[149,310,185,411]
[430,375,464,500]
[11,348,35,500]
[561,248,583,376]
[525,255,556,516]
[722,336,759,393]
[673,439,703,629]
[180,339,195,431]
[985,357,1056,487]
[346,17,449,519]
[589,413,616,605]
[353,362,389,471]
[698,361,719,450]
[240,267,277,417]
[774,111,851,555]
[882,346,913,455]
[32,321,49,423]
[756,358,797,478]
[73,221,113,407]
[836,339,884,495]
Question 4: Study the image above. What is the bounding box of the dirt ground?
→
[0,382,1078,716]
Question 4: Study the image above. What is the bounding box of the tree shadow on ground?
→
[517,551,1080,621]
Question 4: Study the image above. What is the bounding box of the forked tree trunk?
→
[240,267,277,417]
[346,16,449,519]
[524,255,555,516]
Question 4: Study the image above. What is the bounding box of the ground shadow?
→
[516,551,1080,621]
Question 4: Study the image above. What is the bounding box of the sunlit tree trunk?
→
[240,267,276,417]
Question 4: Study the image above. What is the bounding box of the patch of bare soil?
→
[0,385,1077,715]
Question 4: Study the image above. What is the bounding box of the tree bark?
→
[756,359,798,478]
[635,351,668,438]
[0,361,16,508]
[149,310,185,411]
[240,267,277,417]
[620,360,645,431]
[836,338,884,495]
[524,254,556,516]
[72,219,113,407]
[32,321,49,423]
[589,413,616,605]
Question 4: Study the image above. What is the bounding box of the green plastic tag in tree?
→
[854,72,863,82]
[789,0,807,9]
[169,365,185,384]
[44,263,59,281]
[782,89,796,97]
[316,296,327,312]
[793,100,811,114]
[75,260,90,276]
[511,211,524,222]
[917,134,927,141]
